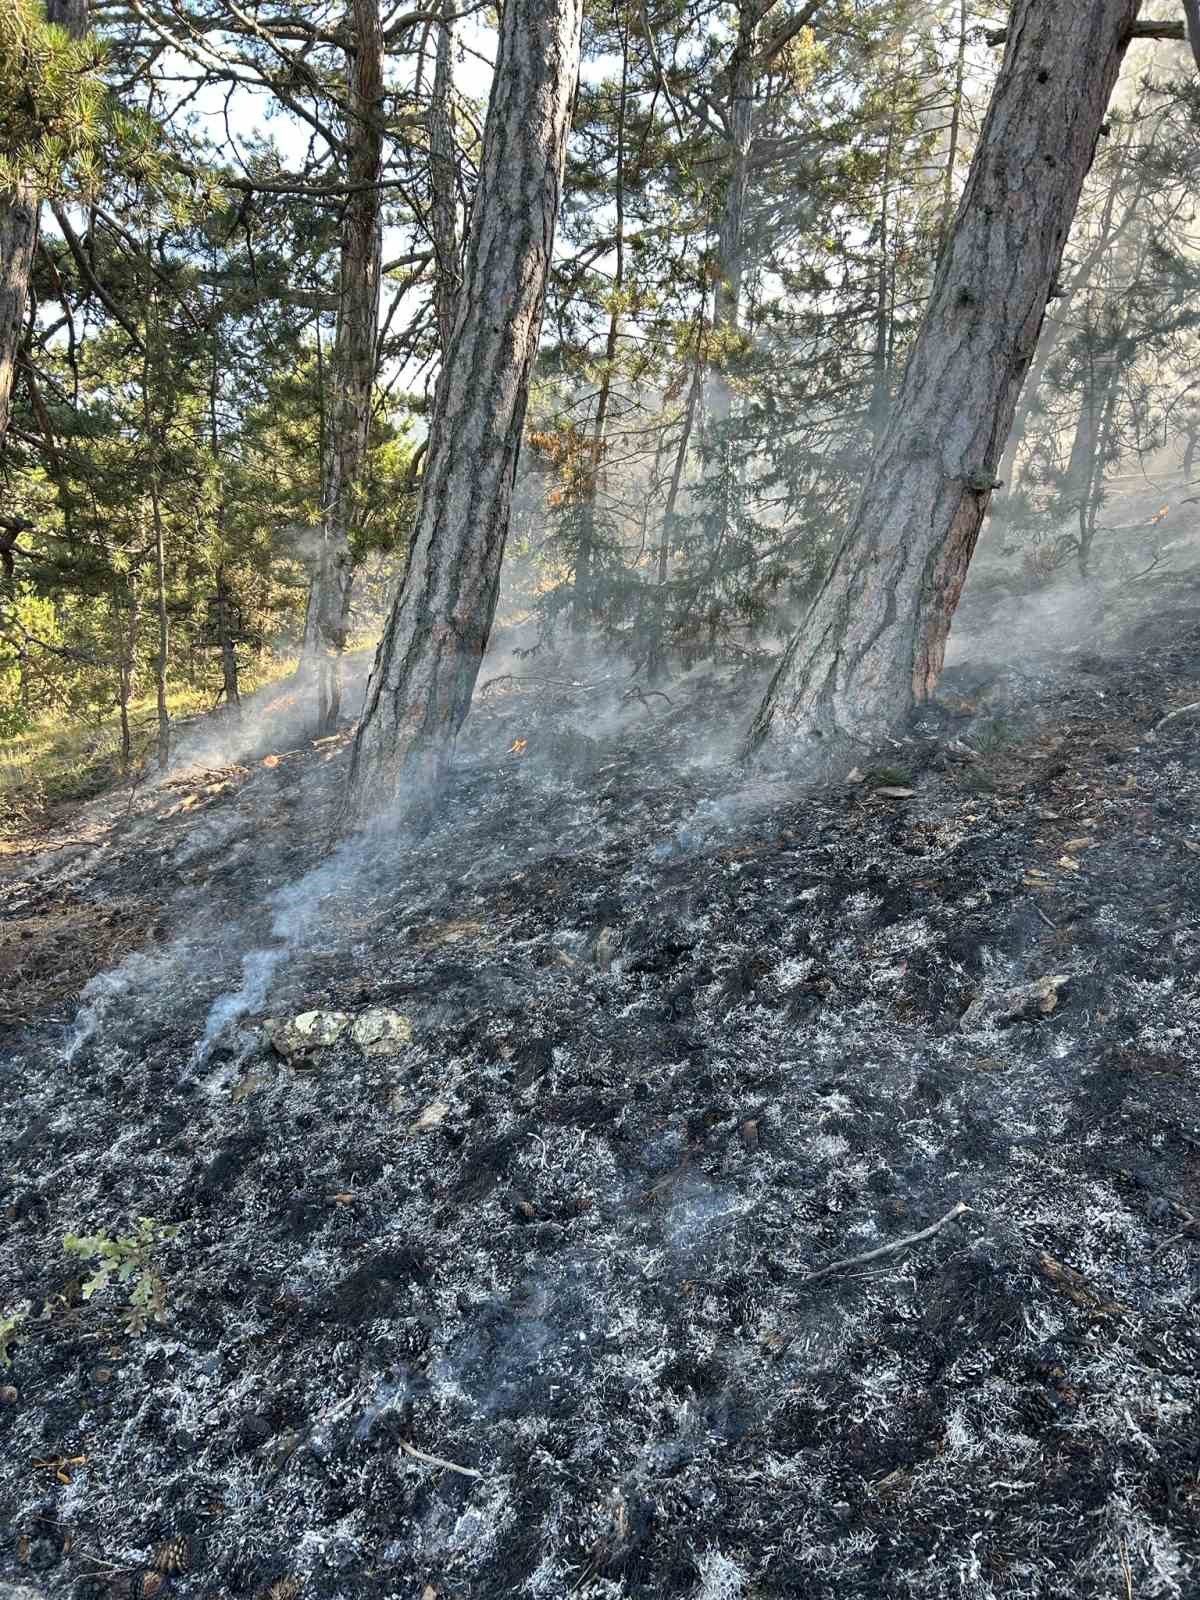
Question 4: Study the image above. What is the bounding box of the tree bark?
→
[303,0,384,732]
[0,189,39,454]
[215,568,241,717]
[151,484,170,769]
[869,57,902,445]
[749,0,1140,762]
[995,127,1141,500]
[937,0,968,253]
[342,0,584,825]
[574,13,628,633]
[115,579,139,776]
[429,0,461,352]
[0,0,88,453]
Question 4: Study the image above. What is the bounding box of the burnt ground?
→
[2,581,1200,1600]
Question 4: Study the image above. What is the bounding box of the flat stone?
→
[350,1007,413,1057]
[265,1010,350,1060]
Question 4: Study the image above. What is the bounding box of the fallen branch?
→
[399,1439,483,1479]
[1150,701,1200,737]
[1037,1252,1126,1318]
[622,686,674,711]
[802,1201,970,1286]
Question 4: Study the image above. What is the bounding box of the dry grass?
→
[0,657,294,837]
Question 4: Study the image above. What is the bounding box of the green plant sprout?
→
[63,1219,182,1335]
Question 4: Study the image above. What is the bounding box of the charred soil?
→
[2,591,1200,1600]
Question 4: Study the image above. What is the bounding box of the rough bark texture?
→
[0,1,88,452]
[305,0,384,732]
[0,188,39,453]
[342,0,584,824]
[750,0,1141,762]
[429,0,460,353]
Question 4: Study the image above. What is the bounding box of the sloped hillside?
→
[2,584,1200,1600]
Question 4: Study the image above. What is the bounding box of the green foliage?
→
[63,1218,182,1336]
[0,0,106,195]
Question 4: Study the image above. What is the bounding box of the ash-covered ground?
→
[3,581,1200,1600]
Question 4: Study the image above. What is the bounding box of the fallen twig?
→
[1149,1228,1190,1263]
[1037,1252,1126,1317]
[1150,701,1200,737]
[477,673,609,696]
[399,1439,483,1479]
[802,1201,970,1286]
[621,686,674,710]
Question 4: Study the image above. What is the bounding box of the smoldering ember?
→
[4,4,1200,1600]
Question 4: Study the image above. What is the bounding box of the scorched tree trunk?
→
[749,0,1141,762]
[342,0,583,825]
[301,0,384,734]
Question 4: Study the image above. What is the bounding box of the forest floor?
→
[0,662,300,839]
[2,570,1200,1600]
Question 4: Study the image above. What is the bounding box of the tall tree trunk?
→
[142,283,170,770]
[574,14,628,633]
[0,0,88,452]
[342,0,584,825]
[208,299,241,722]
[705,0,758,520]
[0,188,38,453]
[712,3,758,375]
[1063,310,1122,525]
[215,567,241,716]
[1077,380,1120,577]
[430,0,461,352]
[870,59,902,445]
[995,132,1138,500]
[148,488,170,769]
[750,0,1141,761]
[937,0,968,253]
[304,0,384,732]
[115,579,139,777]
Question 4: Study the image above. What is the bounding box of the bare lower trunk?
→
[646,334,704,679]
[343,0,583,825]
[216,570,241,719]
[304,0,384,732]
[750,0,1140,761]
[115,582,139,776]
[1076,374,1121,577]
[1063,319,1122,554]
[151,487,170,769]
